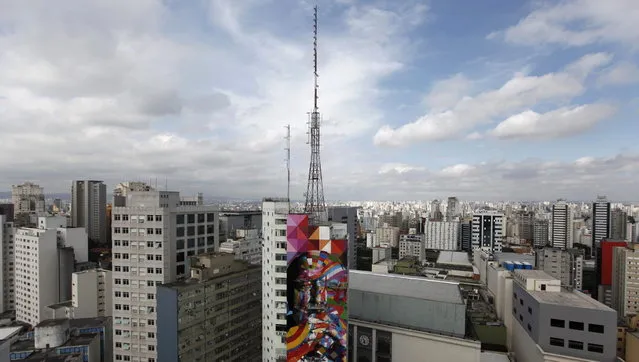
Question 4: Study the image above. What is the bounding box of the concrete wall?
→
[349,289,466,337]
[156,286,178,362]
[626,332,639,362]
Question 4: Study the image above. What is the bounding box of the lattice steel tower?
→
[304,5,327,223]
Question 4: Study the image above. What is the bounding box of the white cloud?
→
[373,53,612,146]
[490,104,617,140]
[599,62,639,85]
[0,0,425,199]
[490,0,639,47]
[424,73,472,111]
[364,154,639,201]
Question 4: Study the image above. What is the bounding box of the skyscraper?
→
[328,206,359,269]
[533,219,550,248]
[261,197,289,362]
[71,180,107,244]
[111,188,218,362]
[11,182,45,215]
[471,210,504,253]
[551,200,573,249]
[446,196,459,221]
[592,196,611,256]
[610,208,627,241]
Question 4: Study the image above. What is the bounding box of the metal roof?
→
[349,271,464,305]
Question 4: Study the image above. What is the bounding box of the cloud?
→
[490,104,617,140]
[373,53,612,146]
[489,0,639,47]
[423,73,472,111]
[599,62,639,86]
[364,154,639,201]
[0,0,426,199]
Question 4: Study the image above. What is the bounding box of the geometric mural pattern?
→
[286,214,348,362]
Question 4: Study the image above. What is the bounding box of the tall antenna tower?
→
[285,124,291,208]
[304,5,327,223]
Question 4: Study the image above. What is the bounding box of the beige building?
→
[612,243,639,317]
[11,182,45,215]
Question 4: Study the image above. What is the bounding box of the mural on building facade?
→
[286,214,348,362]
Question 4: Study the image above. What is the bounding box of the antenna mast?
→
[303,5,327,224]
[285,124,291,210]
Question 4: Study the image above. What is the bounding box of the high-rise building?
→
[398,234,424,260]
[460,221,471,251]
[111,188,219,362]
[71,180,107,244]
[430,199,443,221]
[157,253,261,362]
[535,247,584,290]
[446,197,459,222]
[612,243,639,317]
[551,201,573,249]
[14,216,88,325]
[533,219,549,248]
[592,196,611,256]
[261,198,289,362]
[595,239,627,306]
[610,209,628,241]
[424,221,459,251]
[374,224,400,247]
[328,206,360,269]
[0,214,15,313]
[11,182,45,215]
[471,210,504,253]
[518,211,534,242]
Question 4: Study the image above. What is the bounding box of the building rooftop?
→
[527,288,615,311]
[350,270,464,305]
[68,316,110,329]
[11,333,99,353]
[47,301,73,310]
[514,269,555,281]
[0,326,22,340]
[437,251,472,267]
[23,353,82,362]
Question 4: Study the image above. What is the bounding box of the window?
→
[568,340,583,350]
[147,268,154,274]
[187,214,195,224]
[155,228,162,235]
[198,213,205,223]
[155,215,162,222]
[549,337,564,347]
[115,214,121,221]
[207,213,215,222]
[550,319,565,328]
[187,226,195,236]
[197,225,205,235]
[177,214,185,224]
[148,345,155,351]
[587,343,604,353]
[147,255,154,261]
[147,293,155,300]
[155,255,162,261]
[527,324,531,332]
[155,268,162,274]
[541,284,547,291]
[176,240,184,249]
[188,239,195,248]
[122,227,129,233]
[520,298,523,306]
[122,214,129,221]
[588,324,604,334]
[528,307,532,314]
[513,292,517,299]
[147,215,154,221]
[176,265,185,275]
[147,281,155,287]
[207,236,215,245]
[148,319,155,325]
[569,321,584,330]
[146,228,154,235]
[519,314,523,322]
[176,227,184,237]
[176,252,185,262]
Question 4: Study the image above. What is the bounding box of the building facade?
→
[446,197,459,222]
[610,209,628,241]
[596,239,627,305]
[111,189,219,362]
[156,253,261,362]
[535,247,584,290]
[71,180,107,244]
[328,206,360,270]
[11,182,45,215]
[218,228,261,265]
[0,214,15,313]
[551,201,573,249]
[511,270,616,362]
[399,234,424,261]
[532,220,549,248]
[424,221,459,251]
[261,198,289,362]
[612,243,639,317]
[592,196,611,256]
[471,211,504,253]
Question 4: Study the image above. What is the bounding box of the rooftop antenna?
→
[303,5,327,224]
[285,124,291,211]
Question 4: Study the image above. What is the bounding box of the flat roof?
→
[47,301,73,310]
[349,271,464,305]
[514,269,556,281]
[437,251,472,266]
[0,326,22,340]
[527,288,614,311]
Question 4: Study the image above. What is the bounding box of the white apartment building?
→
[11,182,45,214]
[551,201,574,250]
[399,234,424,260]
[374,224,400,247]
[48,269,112,319]
[262,198,289,362]
[471,210,504,253]
[612,243,639,317]
[111,189,219,362]
[219,228,261,265]
[71,180,107,244]
[14,216,88,326]
[424,221,459,251]
[0,214,15,313]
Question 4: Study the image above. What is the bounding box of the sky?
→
[0,0,638,201]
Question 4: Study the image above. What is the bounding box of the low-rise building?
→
[398,234,423,261]
[157,253,261,362]
[536,247,584,290]
[47,269,112,320]
[218,228,261,265]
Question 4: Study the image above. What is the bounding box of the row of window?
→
[114,355,155,362]
[114,215,162,222]
[114,228,163,235]
[550,318,604,333]
[549,337,604,353]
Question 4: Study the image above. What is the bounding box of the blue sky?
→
[0,0,638,201]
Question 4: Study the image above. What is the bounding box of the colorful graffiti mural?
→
[286,214,348,362]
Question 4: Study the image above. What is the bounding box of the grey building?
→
[157,253,261,362]
[328,206,360,270]
[219,210,262,241]
[471,210,504,253]
[460,222,471,251]
[592,196,611,257]
[535,247,584,290]
[348,271,479,361]
[551,201,573,249]
[518,211,534,241]
[71,180,107,244]
[533,220,549,248]
[511,270,616,362]
[610,208,627,241]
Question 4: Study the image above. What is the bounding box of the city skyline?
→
[0,0,638,201]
